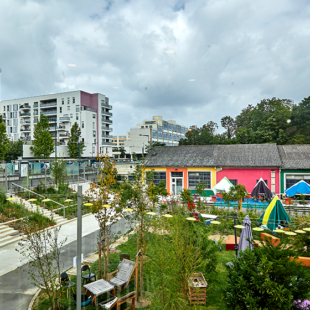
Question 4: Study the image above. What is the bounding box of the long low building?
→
[144,144,310,196]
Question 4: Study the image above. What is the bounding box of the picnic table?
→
[83,279,115,305]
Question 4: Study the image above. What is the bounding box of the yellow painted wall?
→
[187,167,216,187]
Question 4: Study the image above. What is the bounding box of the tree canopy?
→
[30,115,54,159]
[67,122,85,158]
[0,115,9,161]
[180,96,310,145]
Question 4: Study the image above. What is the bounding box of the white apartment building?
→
[0,90,113,158]
[123,115,188,156]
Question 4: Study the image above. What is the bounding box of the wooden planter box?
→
[188,273,207,305]
[261,233,280,246]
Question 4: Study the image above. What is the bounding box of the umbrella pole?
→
[234,213,239,257]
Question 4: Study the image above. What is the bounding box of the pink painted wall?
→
[217,168,280,194]
[80,91,99,154]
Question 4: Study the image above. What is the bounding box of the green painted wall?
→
[280,169,310,193]
[189,189,214,197]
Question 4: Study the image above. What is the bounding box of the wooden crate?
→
[188,273,207,305]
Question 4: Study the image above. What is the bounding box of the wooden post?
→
[140,254,143,298]
[136,249,139,302]
[107,236,110,277]
[98,242,102,279]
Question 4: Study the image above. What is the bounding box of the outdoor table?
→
[83,279,115,306]
[200,214,218,220]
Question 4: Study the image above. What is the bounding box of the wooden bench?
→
[292,257,310,267]
[260,233,280,246]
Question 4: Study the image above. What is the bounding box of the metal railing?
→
[40,101,57,108]
[41,110,57,115]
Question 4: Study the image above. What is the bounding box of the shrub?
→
[224,242,310,309]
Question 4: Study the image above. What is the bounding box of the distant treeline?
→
[179,96,310,145]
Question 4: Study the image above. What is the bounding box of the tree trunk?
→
[238,198,242,213]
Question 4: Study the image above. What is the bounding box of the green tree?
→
[221,116,236,139]
[224,242,310,309]
[67,122,85,158]
[5,139,23,161]
[30,115,54,159]
[119,147,126,158]
[0,115,9,161]
[145,141,166,153]
[50,160,68,188]
[179,121,226,145]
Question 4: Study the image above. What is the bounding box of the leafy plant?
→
[50,160,68,188]
[224,242,310,309]
[67,122,85,158]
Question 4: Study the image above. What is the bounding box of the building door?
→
[171,172,183,195]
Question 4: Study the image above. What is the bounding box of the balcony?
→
[21,127,31,132]
[102,126,112,131]
[1,113,6,118]
[21,120,31,125]
[101,102,112,109]
[48,117,57,123]
[102,111,113,117]
[20,104,31,110]
[40,101,57,108]
[20,112,31,117]
[41,109,57,116]
[21,136,31,141]
[101,141,114,146]
[57,124,66,130]
[102,119,112,124]
[59,116,70,122]
[59,141,66,145]
[49,126,57,131]
[59,131,70,138]
[102,134,114,138]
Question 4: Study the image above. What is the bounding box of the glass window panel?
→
[188,171,211,189]
[171,172,183,177]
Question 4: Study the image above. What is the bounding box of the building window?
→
[82,121,84,128]
[146,171,166,186]
[67,98,70,104]
[93,114,96,119]
[188,171,211,189]
[93,131,96,137]
[76,105,79,112]
[67,105,70,111]
[285,175,310,190]
[13,119,18,125]
[13,112,17,118]
[168,123,172,131]
[60,107,62,113]
[3,106,5,111]
[141,126,144,128]
[229,179,238,186]
[76,114,79,120]
[93,122,95,129]
[13,104,18,111]
[256,179,268,186]
[34,102,38,107]
[73,97,75,103]
[173,124,176,132]
[70,114,73,118]
[62,98,64,105]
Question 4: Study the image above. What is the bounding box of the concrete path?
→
[0,217,132,310]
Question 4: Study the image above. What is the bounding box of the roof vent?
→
[151,152,158,156]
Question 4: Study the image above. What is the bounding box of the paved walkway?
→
[0,217,132,310]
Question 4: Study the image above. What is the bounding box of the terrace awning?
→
[251,178,273,199]
[285,180,310,197]
[212,177,234,195]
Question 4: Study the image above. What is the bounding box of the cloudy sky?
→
[1,0,310,134]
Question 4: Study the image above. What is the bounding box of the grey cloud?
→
[1,0,310,134]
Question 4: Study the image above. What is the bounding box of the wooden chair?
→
[117,291,135,310]
[99,296,118,309]
[107,259,136,292]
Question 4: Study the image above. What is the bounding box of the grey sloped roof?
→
[215,144,282,167]
[277,145,310,169]
[145,144,282,167]
[145,145,217,167]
